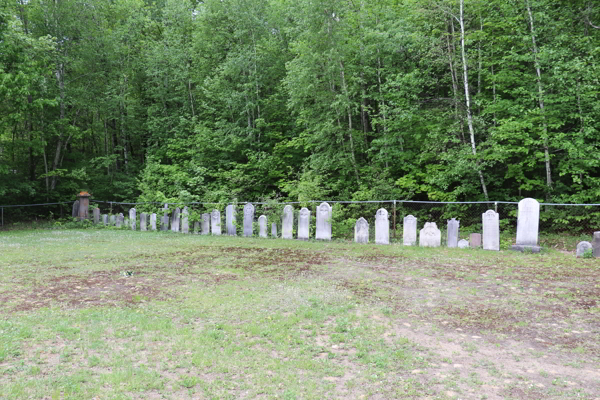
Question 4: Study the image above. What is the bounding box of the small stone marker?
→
[129,208,136,230]
[102,214,108,226]
[403,215,417,246]
[258,215,267,238]
[161,216,169,231]
[271,223,278,238]
[419,222,441,247]
[109,215,116,226]
[150,213,157,230]
[458,239,469,249]
[355,217,369,244]
[470,233,481,248]
[282,205,294,239]
[211,209,221,235]
[226,205,237,236]
[482,210,500,251]
[298,207,310,240]
[72,200,80,218]
[375,208,389,245]
[592,232,600,258]
[202,213,210,235]
[140,213,147,231]
[116,213,124,228]
[93,208,100,224]
[576,241,592,258]
[447,218,460,248]
[171,207,180,233]
[182,207,189,234]
[512,197,541,253]
[243,203,254,237]
[315,202,332,240]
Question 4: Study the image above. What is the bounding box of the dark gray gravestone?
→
[354,217,369,244]
[243,203,254,237]
[298,207,310,240]
[258,215,267,238]
[226,205,236,236]
[202,213,210,235]
[72,200,80,218]
[140,213,147,231]
[93,208,100,224]
[470,233,481,248]
[182,207,189,234]
[447,218,460,248]
[593,232,600,258]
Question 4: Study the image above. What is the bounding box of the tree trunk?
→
[51,64,66,191]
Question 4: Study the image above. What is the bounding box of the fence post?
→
[393,200,396,239]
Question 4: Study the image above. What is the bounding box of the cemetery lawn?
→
[0,230,598,400]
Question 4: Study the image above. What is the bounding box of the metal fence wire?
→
[1,199,599,239]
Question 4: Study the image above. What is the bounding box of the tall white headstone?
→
[129,208,136,230]
[315,202,332,240]
[182,207,189,234]
[355,217,369,244]
[298,207,310,240]
[211,209,221,235]
[512,198,541,252]
[403,215,417,246]
[150,213,157,230]
[202,213,210,235]
[171,207,180,232]
[258,215,267,238]
[419,222,441,247]
[140,213,147,231]
[226,205,237,236]
[482,210,500,251]
[447,218,459,248]
[282,205,294,239]
[375,208,389,245]
[243,203,254,237]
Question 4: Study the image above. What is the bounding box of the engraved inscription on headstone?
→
[271,223,278,238]
[226,205,237,236]
[140,213,147,231]
[482,210,500,251]
[171,207,180,233]
[182,207,189,234]
[419,222,441,247]
[355,217,369,244]
[298,207,310,240]
[470,233,481,248]
[403,215,417,246]
[129,208,136,230]
[150,213,157,231]
[243,203,254,237]
[258,215,268,238]
[93,208,100,224]
[447,218,460,248]
[512,198,541,252]
[576,241,592,258]
[315,202,332,240]
[375,208,389,245]
[211,209,221,235]
[282,205,294,239]
[458,239,469,249]
[202,213,210,235]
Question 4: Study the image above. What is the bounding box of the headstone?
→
[72,200,80,218]
[592,232,600,258]
[298,207,310,240]
[315,202,332,240]
[226,205,237,236]
[202,213,210,235]
[258,215,268,238]
[116,213,124,228]
[447,218,460,248]
[576,241,592,258]
[161,216,169,231]
[243,203,254,237]
[403,215,417,246]
[77,194,90,220]
[140,213,147,231]
[182,207,189,234]
[193,221,200,234]
[102,214,108,226]
[271,223,278,238]
[419,222,441,247]
[458,239,469,249]
[282,205,294,239]
[512,198,541,253]
[470,233,481,248]
[375,208,389,245]
[211,209,221,235]
[482,210,500,251]
[109,215,116,226]
[93,208,100,224]
[354,217,369,244]
[150,213,157,231]
[171,207,180,233]
[129,208,136,230]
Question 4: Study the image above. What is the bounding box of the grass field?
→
[0,229,598,400]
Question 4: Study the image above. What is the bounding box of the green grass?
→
[0,229,598,399]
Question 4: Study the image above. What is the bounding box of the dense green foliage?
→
[1,0,599,206]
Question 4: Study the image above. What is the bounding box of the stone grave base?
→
[511,245,542,253]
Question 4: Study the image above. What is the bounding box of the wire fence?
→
[2,199,599,241]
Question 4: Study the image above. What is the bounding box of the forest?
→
[1,0,599,207]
